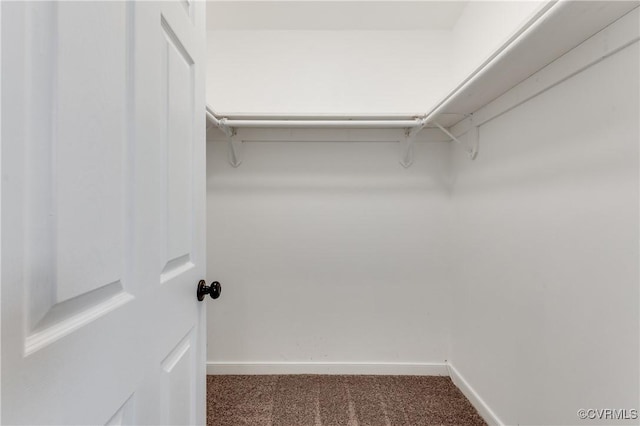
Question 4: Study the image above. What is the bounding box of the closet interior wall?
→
[206,131,454,373]
[449,39,639,426]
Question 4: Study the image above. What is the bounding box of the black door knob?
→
[197,280,222,301]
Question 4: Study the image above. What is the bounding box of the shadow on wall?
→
[206,139,453,194]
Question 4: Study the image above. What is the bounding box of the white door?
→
[1,1,208,424]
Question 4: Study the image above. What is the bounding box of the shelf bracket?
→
[222,119,242,168]
[433,121,478,160]
[206,108,242,167]
[467,121,479,160]
[399,116,428,168]
[227,136,242,168]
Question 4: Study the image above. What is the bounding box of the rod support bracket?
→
[217,117,235,139]
[467,121,479,160]
[206,108,242,167]
[226,130,242,168]
[399,115,428,168]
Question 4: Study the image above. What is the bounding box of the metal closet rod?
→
[222,119,423,128]
[220,112,425,120]
[206,107,426,129]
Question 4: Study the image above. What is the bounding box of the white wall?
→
[206,2,546,115]
[206,132,453,371]
[449,42,639,425]
[207,30,452,115]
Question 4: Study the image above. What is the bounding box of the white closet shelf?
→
[206,0,639,167]
[425,0,639,128]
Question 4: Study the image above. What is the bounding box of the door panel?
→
[55,2,130,303]
[106,394,135,426]
[1,1,207,424]
[161,15,196,282]
[22,2,134,357]
[161,329,197,426]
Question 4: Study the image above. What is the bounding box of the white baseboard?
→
[207,361,448,376]
[447,363,503,426]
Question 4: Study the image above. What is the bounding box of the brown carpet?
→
[207,375,486,426]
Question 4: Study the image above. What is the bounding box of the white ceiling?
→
[206,1,469,31]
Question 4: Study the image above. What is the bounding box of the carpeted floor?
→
[207,375,486,426]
